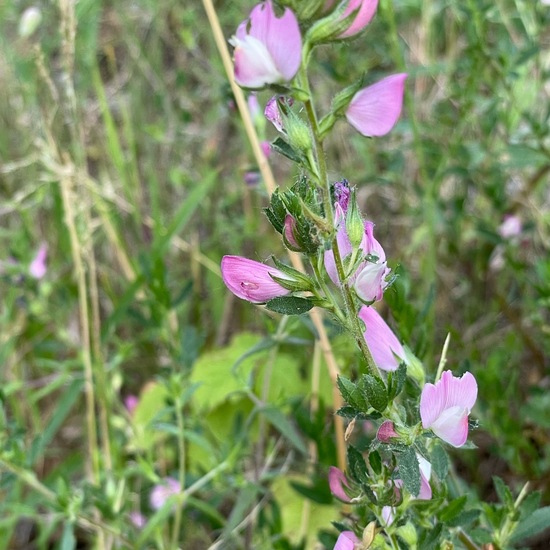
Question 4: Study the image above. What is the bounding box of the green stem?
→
[171,392,186,548]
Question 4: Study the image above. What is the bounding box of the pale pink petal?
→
[430,406,469,447]
[233,35,282,88]
[29,243,48,279]
[334,531,358,550]
[359,306,405,372]
[265,96,284,131]
[498,215,522,239]
[419,382,446,429]
[363,221,385,261]
[150,477,181,510]
[340,0,379,38]
[283,215,300,249]
[346,73,407,137]
[221,255,291,303]
[354,261,390,302]
[262,3,302,80]
[328,466,352,502]
[324,203,352,285]
[417,454,432,500]
[377,420,398,443]
[441,370,478,412]
[381,506,395,526]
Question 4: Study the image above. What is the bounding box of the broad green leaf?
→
[271,137,304,163]
[337,376,368,411]
[431,444,449,481]
[440,495,467,523]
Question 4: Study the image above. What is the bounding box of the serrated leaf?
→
[510,506,550,544]
[388,363,407,401]
[361,375,388,412]
[431,444,449,481]
[395,447,420,497]
[335,405,363,418]
[493,476,514,508]
[265,296,314,315]
[337,376,368,410]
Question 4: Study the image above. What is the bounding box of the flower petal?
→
[233,35,282,88]
[221,255,291,303]
[334,531,358,550]
[430,405,470,447]
[340,0,379,38]
[346,73,407,137]
[359,306,405,372]
[328,466,352,502]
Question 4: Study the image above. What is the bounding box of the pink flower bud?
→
[326,0,379,38]
[260,140,271,158]
[334,531,359,550]
[129,511,147,528]
[283,214,300,250]
[376,420,398,443]
[328,466,353,502]
[231,1,302,89]
[150,477,181,510]
[498,214,521,239]
[420,370,478,447]
[346,73,407,137]
[124,395,139,415]
[221,255,291,303]
[29,243,48,279]
[358,306,405,372]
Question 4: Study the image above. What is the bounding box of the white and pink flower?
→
[231,1,302,89]
[420,370,478,447]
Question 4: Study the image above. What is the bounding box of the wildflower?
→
[328,466,353,502]
[324,206,387,288]
[221,255,291,303]
[150,477,181,510]
[325,0,378,38]
[129,511,147,528]
[230,1,302,89]
[359,306,405,372]
[28,243,48,279]
[334,531,359,550]
[420,370,478,447]
[416,454,432,500]
[124,395,139,415]
[498,214,521,239]
[354,261,390,303]
[346,73,407,137]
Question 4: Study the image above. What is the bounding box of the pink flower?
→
[334,531,359,550]
[354,261,390,303]
[498,214,522,239]
[359,306,405,372]
[231,1,302,89]
[416,454,432,500]
[326,0,379,38]
[260,140,271,157]
[221,255,291,303]
[324,207,387,287]
[346,73,407,137]
[328,466,353,502]
[150,477,181,510]
[124,395,139,415]
[420,370,478,447]
[381,505,395,526]
[29,243,48,279]
[129,511,147,528]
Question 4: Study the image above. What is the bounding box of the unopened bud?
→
[19,7,42,38]
[345,189,364,249]
[395,523,417,546]
[285,111,312,153]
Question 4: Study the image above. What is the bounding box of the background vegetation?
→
[0,0,549,548]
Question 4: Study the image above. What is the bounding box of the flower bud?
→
[328,466,353,502]
[19,7,42,38]
[376,420,398,443]
[345,190,364,250]
[283,214,300,251]
[285,111,312,153]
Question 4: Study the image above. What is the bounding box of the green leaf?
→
[387,363,407,401]
[337,376,368,411]
[368,450,382,475]
[28,378,84,465]
[510,506,550,544]
[264,189,287,234]
[431,444,449,481]
[271,137,304,163]
[259,406,306,454]
[440,495,467,523]
[265,296,314,315]
[395,446,420,497]
[290,478,333,505]
[347,445,369,485]
[361,375,388,412]
[493,476,514,508]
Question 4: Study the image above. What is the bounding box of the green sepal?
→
[271,137,305,164]
[264,189,287,234]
